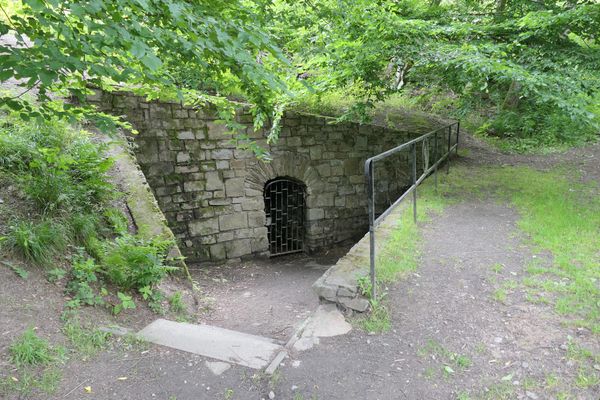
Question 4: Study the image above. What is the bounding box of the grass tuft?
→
[9,328,63,367]
[4,220,67,265]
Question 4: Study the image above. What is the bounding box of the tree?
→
[267,0,600,149]
[0,0,291,152]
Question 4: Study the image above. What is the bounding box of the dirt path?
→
[6,134,599,400]
[190,247,349,341]
[275,201,596,399]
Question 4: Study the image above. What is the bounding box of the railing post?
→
[456,121,460,156]
[365,159,376,301]
[446,125,452,175]
[433,130,438,192]
[412,143,417,223]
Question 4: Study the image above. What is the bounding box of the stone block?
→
[225,239,252,258]
[307,208,324,221]
[251,235,269,253]
[247,211,266,228]
[286,136,302,147]
[207,121,232,140]
[316,164,331,177]
[216,160,229,170]
[219,213,248,231]
[173,109,189,119]
[216,231,234,242]
[225,177,245,197]
[312,193,335,207]
[200,235,217,245]
[176,152,191,163]
[339,296,370,313]
[241,197,263,211]
[233,228,253,239]
[175,165,199,173]
[183,180,205,193]
[205,171,224,191]
[309,146,322,160]
[177,130,195,140]
[212,149,233,160]
[188,218,219,236]
[210,243,227,260]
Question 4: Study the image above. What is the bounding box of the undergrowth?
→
[0,110,177,315]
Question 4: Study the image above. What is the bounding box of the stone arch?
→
[245,151,321,196]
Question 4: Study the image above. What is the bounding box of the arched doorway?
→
[264,177,306,256]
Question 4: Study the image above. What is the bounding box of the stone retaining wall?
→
[90,91,421,263]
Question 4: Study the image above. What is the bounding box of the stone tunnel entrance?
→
[264,177,306,256]
[89,91,427,263]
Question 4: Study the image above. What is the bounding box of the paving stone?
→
[137,319,283,369]
[205,361,231,376]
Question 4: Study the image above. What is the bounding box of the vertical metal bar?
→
[412,143,417,223]
[365,159,376,301]
[446,125,452,175]
[456,121,460,156]
[433,130,438,192]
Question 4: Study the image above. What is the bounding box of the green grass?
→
[9,328,63,367]
[168,291,186,314]
[482,382,514,400]
[374,181,446,284]
[438,165,600,333]
[356,183,447,333]
[491,263,504,273]
[2,328,65,397]
[493,288,507,304]
[0,367,62,396]
[417,338,472,379]
[357,299,391,333]
[4,219,68,265]
[62,318,110,359]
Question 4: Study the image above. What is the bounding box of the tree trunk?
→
[502,80,521,110]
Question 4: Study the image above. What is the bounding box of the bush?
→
[0,113,114,214]
[4,220,67,265]
[100,235,177,290]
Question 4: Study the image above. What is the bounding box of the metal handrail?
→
[364,121,460,299]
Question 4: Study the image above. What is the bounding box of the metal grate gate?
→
[264,178,305,256]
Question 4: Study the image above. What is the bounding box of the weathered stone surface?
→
[247,211,266,228]
[225,239,251,258]
[225,177,245,197]
[92,92,423,262]
[307,208,324,221]
[183,180,205,193]
[219,213,247,231]
[339,297,370,312]
[177,130,195,140]
[205,171,223,191]
[188,217,219,236]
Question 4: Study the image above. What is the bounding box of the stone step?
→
[137,319,283,369]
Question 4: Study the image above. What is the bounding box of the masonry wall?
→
[90,91,426,263]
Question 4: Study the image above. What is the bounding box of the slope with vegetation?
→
[0,113,189,397]
[0,0,598,396]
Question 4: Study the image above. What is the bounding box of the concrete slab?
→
[304,303,352,338]
[205,361,231,376]
[137,319,283,369]
[292,304,351,352]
